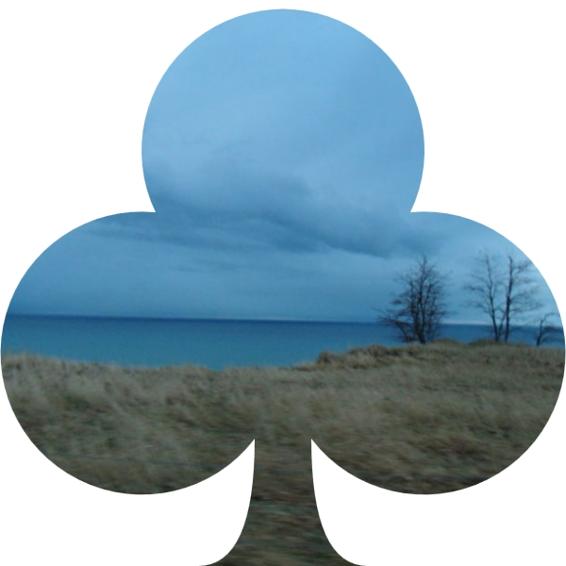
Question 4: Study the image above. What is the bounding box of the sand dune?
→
[2,341,564,563]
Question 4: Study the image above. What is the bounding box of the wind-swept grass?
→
[2,342,564,563]
[2,342,563,494]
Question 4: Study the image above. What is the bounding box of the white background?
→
[1,1,565,564]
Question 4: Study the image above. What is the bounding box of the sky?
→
[8,10,559,323]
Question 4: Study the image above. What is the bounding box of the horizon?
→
[5,311,562,330]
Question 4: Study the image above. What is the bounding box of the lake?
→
[1,315,563,370]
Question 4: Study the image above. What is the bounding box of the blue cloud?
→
[6,10,559,324]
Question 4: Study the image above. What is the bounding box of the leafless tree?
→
[466,251,540,343]
[534,312,562,347]
[379,255,447,344]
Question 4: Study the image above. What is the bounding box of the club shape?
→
[2,10,563,564]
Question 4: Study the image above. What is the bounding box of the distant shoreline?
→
[5,312,500,327]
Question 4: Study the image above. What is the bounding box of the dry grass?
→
[307,341,564,492]
[2,342,564,564]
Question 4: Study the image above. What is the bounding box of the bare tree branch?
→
[379,255,448,344]
[466,251,541,343]
[534,312,561,347]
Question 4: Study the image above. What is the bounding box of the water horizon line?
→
[5,312,505,327]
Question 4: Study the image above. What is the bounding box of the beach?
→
[2,341,563,563]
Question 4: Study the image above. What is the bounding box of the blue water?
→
[1,315,564,370]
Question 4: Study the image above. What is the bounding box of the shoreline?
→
[2,338,565,372]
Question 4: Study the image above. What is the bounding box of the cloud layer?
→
[8,10,558,323]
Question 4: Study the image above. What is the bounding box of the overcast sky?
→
[9,10,558,323]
